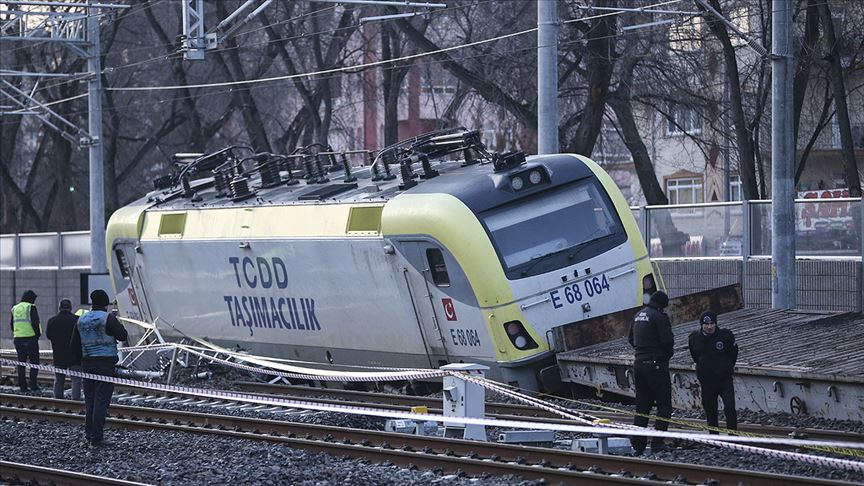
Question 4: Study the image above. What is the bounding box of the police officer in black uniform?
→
[628,290,673,455]
[688,311,738,433]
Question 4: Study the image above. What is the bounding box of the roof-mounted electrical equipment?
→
[492,151,526,173]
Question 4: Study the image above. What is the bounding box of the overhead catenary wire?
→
[2,4,762,137]
[0,10,701,127]
[7,0,498,88]
[8,0,734,108]
[103,0,685,92]
[2,1,786,133]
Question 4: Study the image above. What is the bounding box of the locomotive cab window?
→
[481,180,626,278]
[426,249,450,287]
[114,249,130,279]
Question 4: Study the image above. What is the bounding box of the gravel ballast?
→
[1,419,541,486]
[2,365,863,485]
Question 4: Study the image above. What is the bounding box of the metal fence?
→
[0,231,91,269]
[1,198,861,269]
[633,198,861,259]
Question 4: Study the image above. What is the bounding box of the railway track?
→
[1,393,857,486]
[2,369,859,444]
[0,460,152,486]
[232,382,864,443]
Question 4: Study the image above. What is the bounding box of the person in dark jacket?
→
[10,290,41,392]
[688,311,738,433]
[71,289,128,446]
[46,299,82,400]
[628,290,674,455]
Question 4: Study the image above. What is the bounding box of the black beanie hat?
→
[649,290,669,309]
[90,289,110,307]
[700,311,717,325]
[59,299,72,311]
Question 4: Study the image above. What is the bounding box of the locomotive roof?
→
[141,153,595,214]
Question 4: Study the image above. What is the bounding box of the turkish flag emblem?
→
[127,287,138,306]
[442,298,457,321]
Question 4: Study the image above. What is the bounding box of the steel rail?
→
[1,376,857,443]
[0,460,151,486]
[232,382,864,443]
[1,394,857,486]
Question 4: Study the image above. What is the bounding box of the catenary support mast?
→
[771,0,795,309]
[87,1,106,274]
[537,0,558,154]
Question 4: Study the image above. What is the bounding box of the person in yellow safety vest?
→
[75,308,89,317]
[10,290,41,392]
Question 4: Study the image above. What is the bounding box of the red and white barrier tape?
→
[455,372,864,471]
[3,358,864,474]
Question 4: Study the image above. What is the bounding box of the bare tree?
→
[817,0,861,196]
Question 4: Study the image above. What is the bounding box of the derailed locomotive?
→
[106,129,661,391]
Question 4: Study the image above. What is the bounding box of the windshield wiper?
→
[517,229,613,278]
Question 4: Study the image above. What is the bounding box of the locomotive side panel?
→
[136,238,428,355]
[131,205,450,369]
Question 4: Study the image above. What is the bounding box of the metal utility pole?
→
[1,1,128,274]
[771,0,795,309]
[537,0,558,154]
[87,2,106,274]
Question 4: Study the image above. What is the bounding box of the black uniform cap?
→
[90,289,110,307]
[700,311,717,325]
[648,290,669,309]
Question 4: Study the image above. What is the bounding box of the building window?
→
[669,16,702,51]
[666,104,701,136]
[421,68,456,95]
[667,177,703,205]
[729,7,750,47]
[729,174,742,201]
[482,129,497,150]
[595,122,630,165]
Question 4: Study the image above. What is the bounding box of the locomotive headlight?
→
[510,176,524,191]
[502,320,539,350]
[505,321,521,336]
[528,169,542,185]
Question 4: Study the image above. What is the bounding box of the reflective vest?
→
[11,302,38,338]
[77,310,118,359]
[75,308,88,317]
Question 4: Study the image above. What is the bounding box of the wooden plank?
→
[557,307,864,378]
[552,284,743,352]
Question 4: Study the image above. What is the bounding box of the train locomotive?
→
[106,128,660,391]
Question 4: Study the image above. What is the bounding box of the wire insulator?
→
[302,153,319,183]
[281,158,299,186]
[181,174,194,198]
[398,158,417,190]
[328,151,339,173]
[462,146,478,166]
[256,155,281,188]
[341,153,357,183]
[381,152,396,181]
[420,155,438,179]
[213,168,230,197]
[229,175,255,201]
[314,154,329,183]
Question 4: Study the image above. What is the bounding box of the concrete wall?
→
[656,258,862,312]
[656,259,741,299]
[0,269,83,350]
[2,261,861,350]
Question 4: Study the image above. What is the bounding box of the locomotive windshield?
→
[481,180,625,278]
